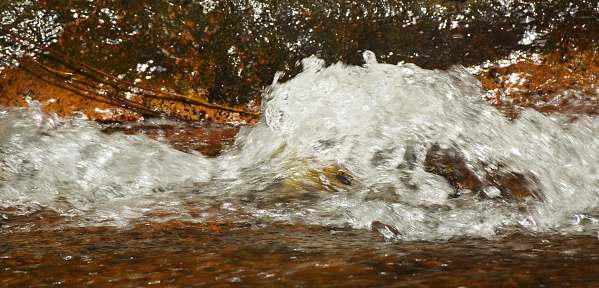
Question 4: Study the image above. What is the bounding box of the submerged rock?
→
[424,143,539,201]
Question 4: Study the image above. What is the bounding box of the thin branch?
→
[0,28,262,118]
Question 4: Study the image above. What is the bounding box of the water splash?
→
[1,52,598,240]
[0,99,212,225]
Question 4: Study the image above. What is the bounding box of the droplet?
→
[363,50,378,64]
[301,55,325,72]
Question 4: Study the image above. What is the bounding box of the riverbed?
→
[2,1,599,286]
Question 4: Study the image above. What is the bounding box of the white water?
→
[1,52,598,240]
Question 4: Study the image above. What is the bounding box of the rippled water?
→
[2,53,598,241]
[2,224,599,287]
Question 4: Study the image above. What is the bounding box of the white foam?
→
[1,53,598,240]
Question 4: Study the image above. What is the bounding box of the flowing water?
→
[2,54,599,286]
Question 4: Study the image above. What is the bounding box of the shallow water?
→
[1,54,599,285]
[2,54,598,238]
[2,222,599,287]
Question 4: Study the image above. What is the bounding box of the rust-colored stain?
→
[1,0,597,123]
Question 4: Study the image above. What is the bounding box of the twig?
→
[0,28,262,118]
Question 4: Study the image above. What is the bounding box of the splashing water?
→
[1,52,598,240]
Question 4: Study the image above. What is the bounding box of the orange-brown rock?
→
[2,0,598,123]
[425,144,539,201]
[0,66,141,122]
[476,55,599,119]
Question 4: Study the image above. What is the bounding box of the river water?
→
[2,54,599,286]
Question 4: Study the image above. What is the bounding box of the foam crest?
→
[0,104,212,223]
[1,53,598,240]
[226,52,599,239]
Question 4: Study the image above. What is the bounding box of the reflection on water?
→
[1,220,598,287]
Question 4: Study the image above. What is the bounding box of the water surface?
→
[2,53,599,286]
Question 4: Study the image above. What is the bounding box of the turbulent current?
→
[1,52,598,241]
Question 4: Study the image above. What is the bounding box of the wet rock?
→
[283,163,356,193]
[371,221,401,241]
[101,122,240,156]
[424,144,484,193]
[424,143,539,201]
[482,163,540,201]
[1,0,597,121]
[477,57,599,120]
[0,65,141,122]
